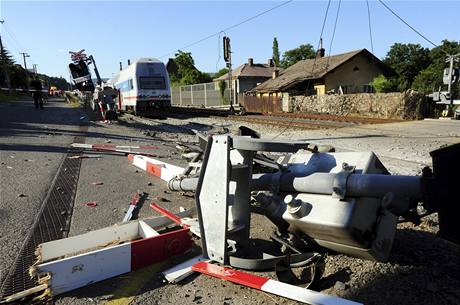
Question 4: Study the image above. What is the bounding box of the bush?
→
[370,75,396,93]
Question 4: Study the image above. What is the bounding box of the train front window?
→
[139,77,165,89]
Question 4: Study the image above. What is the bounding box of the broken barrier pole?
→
[192,262,362,305]
[2,210,194,303]
[71,143,160,157]
[128,154,185,181]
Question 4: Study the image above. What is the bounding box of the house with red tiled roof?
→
[214,58,278,103]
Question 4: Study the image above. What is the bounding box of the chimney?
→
[272,69,279,79]
[316,38,325,58]
[248,58,254,66]
[119,62,122,71]
[268,59,274,67]
[127,59,131,66]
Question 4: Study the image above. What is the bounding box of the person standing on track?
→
[30,76,44,109]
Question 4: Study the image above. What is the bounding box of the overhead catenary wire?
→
[365,0,374,54]
[326,0,342,69]
[1,23,27,53]
[271,0,332,140]
[0,24,22,62]
[158,0,293,59]
[377,0,439,49]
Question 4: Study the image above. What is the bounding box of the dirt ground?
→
[2,100,460,305]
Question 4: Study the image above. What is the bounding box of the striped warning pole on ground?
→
[192,262,362,305]
[128,154,185,182]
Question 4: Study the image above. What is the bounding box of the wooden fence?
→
[240,95,282,113]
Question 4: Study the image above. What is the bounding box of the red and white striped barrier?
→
[71,143,159,150]
[128,154,185,181]
[192,262,362,305]
[71,143,160,157]
[14,210,195,302]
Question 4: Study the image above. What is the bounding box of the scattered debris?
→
[82,201,97,207]
[334,281,347,291]
[17,211,194,302]
[17,193,27,198]
[122,191,143,222]
[68,155,102,159]
[71,143,160,157]
[91,181,104,186]
[162,255,206,284]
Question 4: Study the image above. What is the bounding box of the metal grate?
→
[0,136,85,299]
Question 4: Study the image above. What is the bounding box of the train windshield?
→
[138,76,166,90]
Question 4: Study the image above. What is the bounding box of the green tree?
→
[280,44,316,69]
[272,37,280,67]
[218,80,228,104]
[0,45,15,87]
[215,68,229,78]
[383,43,430,91]
[370,74,396,93]
[171,50,210,86]
[411,40,460,94]
[10,64,27,88]
[0,45,15,67]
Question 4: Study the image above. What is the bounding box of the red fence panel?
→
[241,95,282,114]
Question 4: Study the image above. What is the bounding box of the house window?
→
[353,66,360,72]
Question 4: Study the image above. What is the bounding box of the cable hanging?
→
[326,0,341,70]
[159,0,293,59]
[272,0,332,140]
[366,0,374,54]
[377,0,438,48]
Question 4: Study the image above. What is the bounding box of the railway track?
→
[123,107,403,134]
[163,107,402,130]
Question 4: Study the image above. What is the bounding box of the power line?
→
[366,0,374,54]
[326,0,342,68]
[2,23,26,52]
[377,0,439,48]
[271,0,332,140]
[317,0,331,48]
[158,0,293,59]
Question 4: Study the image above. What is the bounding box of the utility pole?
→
[0,20,12,93]
[20,52,30,71]
[223,36,234,112]
[20,52,30,92]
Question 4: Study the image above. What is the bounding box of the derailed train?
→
[69,54,171,116]
[110,58,171,115]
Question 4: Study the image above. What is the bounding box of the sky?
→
[0,0,459,80]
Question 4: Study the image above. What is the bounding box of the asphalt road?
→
[0,98,85,283]
[1,99,459,305]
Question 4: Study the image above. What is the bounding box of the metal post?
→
[20,52,30,71]
[228,63,232,110]
[204,83,207,107]
[179,86,182,106]
[190,85,193,106]
[447,55,454,113]
[20,52,30,92]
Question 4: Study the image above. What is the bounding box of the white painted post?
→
[191,85,194,106]
[179,86,183,106]
[204,83,207,107]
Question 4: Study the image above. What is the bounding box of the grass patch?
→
[0,90,29,102]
